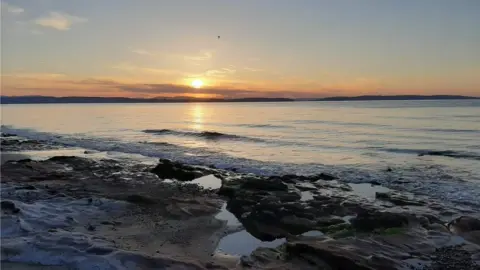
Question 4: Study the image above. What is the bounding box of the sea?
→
[1,99,479,208]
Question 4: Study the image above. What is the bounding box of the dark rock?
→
[375,192,424,206]
[370,180,381,186]
[287,239,399,270]
[315,173,337,181]
[86,246,113,255]
[425,245,478,270]
[295,184,317,191]
[1,200,20,214]
[241,178,288,191]
[351,211,410,231]
[240,255,254,267]
[87,224,96,231]
[124,194,156,205]
[151,159,204,181]
[280,215,317,234]
[15,185,36,190]
[447,216,480,234]
[316,217,345,227]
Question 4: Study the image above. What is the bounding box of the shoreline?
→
[1,133,479,269]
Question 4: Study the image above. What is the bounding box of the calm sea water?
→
[2,100,479,206]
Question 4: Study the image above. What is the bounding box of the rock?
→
[240,255,254,267]
[15,185,36,190]
[241,178,288,191]
[425,245,479,270]
[124,194,156,205]
[375,192,424,206]
[316,217,345,227]
[351,211,410,231]
[151,159,205,181]
[370,180,381,186]
[1,200,20,214]
[315,173,337,181]
[448,216,480,234]
[286,239,399,270]
[461,231,480,246]
[87,224,96,231]
[280,215,317,234]
[295,184,317,191]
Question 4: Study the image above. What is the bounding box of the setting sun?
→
[191,79,204,89]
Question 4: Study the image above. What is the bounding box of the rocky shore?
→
[1,133,479,269]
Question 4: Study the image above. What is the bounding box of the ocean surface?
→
[1,100,480,207]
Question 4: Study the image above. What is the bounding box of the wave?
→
[293,119,391,128]
[419,128,479,133]
[373,147,480,161]
[142,129,265,142]
[235,124,290,129]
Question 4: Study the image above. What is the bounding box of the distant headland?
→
[0,95,478,104]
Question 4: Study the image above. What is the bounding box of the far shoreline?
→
[1,95,479,105]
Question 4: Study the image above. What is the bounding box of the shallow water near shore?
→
[2,100,479,211]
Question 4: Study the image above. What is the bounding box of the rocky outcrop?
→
[350,211,411,231]
[218,175,369,241]
[151,159,207,181]
[375,191,425,206]
[1,200,20,214]
[448,216,480,234]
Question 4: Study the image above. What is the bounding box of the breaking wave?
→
[142,129,265,142]
[372,147,480,161]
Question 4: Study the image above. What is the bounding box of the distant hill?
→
[0,96,294,104]
[310,95,479,101]
[0,95,478,104]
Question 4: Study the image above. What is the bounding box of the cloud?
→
[131,49,156,56]
[244,67,263,72]
[184,51,212,61]
[35,11,87,30]
[205,68,236,78]
[1,2,24,14]
[112,63,183,76]
[2,72,66,79]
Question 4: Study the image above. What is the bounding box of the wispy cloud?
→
[112,63,183,76]
[131,49,156,56]
[2,72,66,79]
[35,11,87,30]
[205,68,236,78]
[244,67,263,72]
[184,51,213,61]
[1,2,24,14]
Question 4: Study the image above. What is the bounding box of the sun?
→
[191,79,204,89]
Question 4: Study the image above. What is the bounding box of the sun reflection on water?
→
[190,104,204,130]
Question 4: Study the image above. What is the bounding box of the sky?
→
[1,0,479,98]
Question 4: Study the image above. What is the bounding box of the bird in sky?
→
[218,36,220,39]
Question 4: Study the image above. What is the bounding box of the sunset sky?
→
[1,0,479,98]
